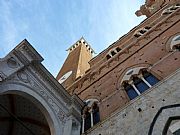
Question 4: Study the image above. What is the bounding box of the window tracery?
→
[122,68,160,100]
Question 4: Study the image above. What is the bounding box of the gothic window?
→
[122,68,160,100]
[82,99,100,133]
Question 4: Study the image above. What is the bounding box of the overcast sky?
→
[0,0,146,76]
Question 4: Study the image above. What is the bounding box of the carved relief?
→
[21,45,37,60]
[7,57,19,68]
[32,83,67,123]
[9,71,67,124]
[17,71,29,83]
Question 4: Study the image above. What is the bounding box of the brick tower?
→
[56,37,95,89]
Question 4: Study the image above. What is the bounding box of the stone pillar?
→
[139,75,152,88]
[90,109,94,127]
[129,81,141,95]
[82,115,85,134]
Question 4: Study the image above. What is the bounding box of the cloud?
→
[0,0,17,56]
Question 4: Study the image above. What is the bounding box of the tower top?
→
[66,37,95,54]
[56,37,95,89]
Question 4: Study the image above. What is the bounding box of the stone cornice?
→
[14,39,43,64]
[0,39,84,112]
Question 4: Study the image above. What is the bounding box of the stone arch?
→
[0,82,62,135]
[148,104,180,135]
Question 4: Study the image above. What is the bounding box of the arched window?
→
[122,68,160,100]
[81,99,100,133]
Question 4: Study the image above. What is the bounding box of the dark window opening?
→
[106,55,111,60]
[174,45,180,51]
[84,111,91,132]
[111,51,116,56]
[124,83,138,100]
[174,129,180,135]
[142,71,159,86]
[145,26,151,30]
[139,30,146,34]
[134,34,141,38]
[133,77,149,93]
[116,47,121,52]
[93,104,100,125]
